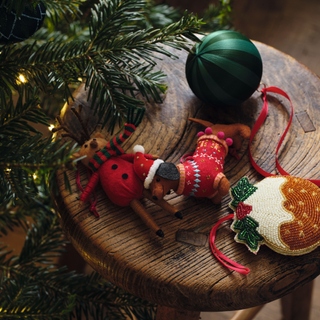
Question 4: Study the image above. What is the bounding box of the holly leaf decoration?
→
[230,177,257,209]
[233,216,264,252]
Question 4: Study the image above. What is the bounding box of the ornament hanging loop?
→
[257,82,267,93]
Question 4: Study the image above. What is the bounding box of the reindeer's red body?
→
[80,153,154,207]
[57,106,181,237]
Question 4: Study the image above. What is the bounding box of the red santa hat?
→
[133,145,164,189]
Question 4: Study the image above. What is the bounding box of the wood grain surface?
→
[54,42,320,312]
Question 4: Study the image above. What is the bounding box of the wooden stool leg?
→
[156,305,200,320]
[230,305,264,320]
[280,280,314,320]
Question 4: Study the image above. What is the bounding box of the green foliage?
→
[0,213,156,320]
[0,0,82,20]
[233,216,264,251]
[139,1,182,29]
[0,0,233,318]
[230,177,257,209]
[1,0,202,131]
[200,0,234,32]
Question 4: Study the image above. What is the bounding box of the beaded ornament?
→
[230,176,320,255]
[209,86,320,274]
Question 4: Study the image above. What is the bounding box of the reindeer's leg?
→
[231,135,242,151]
[130,198,164,237]
[143,189,183,220]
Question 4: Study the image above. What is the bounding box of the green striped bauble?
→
[185,31,263,108]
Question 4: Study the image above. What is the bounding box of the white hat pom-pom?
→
[133,145,145,154]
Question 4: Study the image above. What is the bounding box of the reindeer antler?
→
[52,115,83,145]
[70,105,90,141]
[52,105,91,145]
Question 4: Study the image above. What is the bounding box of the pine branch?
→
[0,244,155,320]
[44,0,83,23]
[200,0,234,32]
[0,206,30,235]
[0,0,202,131]
[0,1,233,319]
[0,87,49,135]
[0,272,76,320]
[0,0,82,21]
[17,216,65,266]
[0,0,35,17]
[0,131,78,205]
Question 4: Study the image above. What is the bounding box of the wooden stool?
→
[54,42,320,320]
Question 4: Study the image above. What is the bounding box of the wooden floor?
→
[201,1,320,319]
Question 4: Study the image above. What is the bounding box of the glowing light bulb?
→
[19,74,27,83]
[33,173,37,179]
[49,124,55,131]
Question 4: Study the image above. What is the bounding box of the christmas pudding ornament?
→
[230,176,320,255]
[54,105,182,238]
[148,118,251,204]
[209,87,320,275]
[185,30,263,107]
[0,2,46,44]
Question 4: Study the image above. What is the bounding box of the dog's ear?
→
[156,163,180,180]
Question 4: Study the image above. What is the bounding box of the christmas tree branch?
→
[0,133,78,205]
[0,0,202,130]
[0,1,234,318]
[0,0,82,21]
[0,207,30,235]
[0,87,49,135]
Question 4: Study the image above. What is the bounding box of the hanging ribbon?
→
[209,85,320,274]
[249,86,293,178]
[249,86,320,186]
[209,213,250,275]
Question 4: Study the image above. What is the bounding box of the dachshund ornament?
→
[146,118,251,204]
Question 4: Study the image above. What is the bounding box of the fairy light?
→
[78,77,83,82]
[18,74,27,83]
[49,124,55,131]
[33,173,37,179]
[6,168,11,172]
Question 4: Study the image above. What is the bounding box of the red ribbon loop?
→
[249,86,293,178]
[249,86,320,186]
[209,214,250,275]
[209,85,320,275]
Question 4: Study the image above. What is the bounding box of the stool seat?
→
[54,41,320,312]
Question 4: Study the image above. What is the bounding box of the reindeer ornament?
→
[147,118,251,204]
[54,106,181,238]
